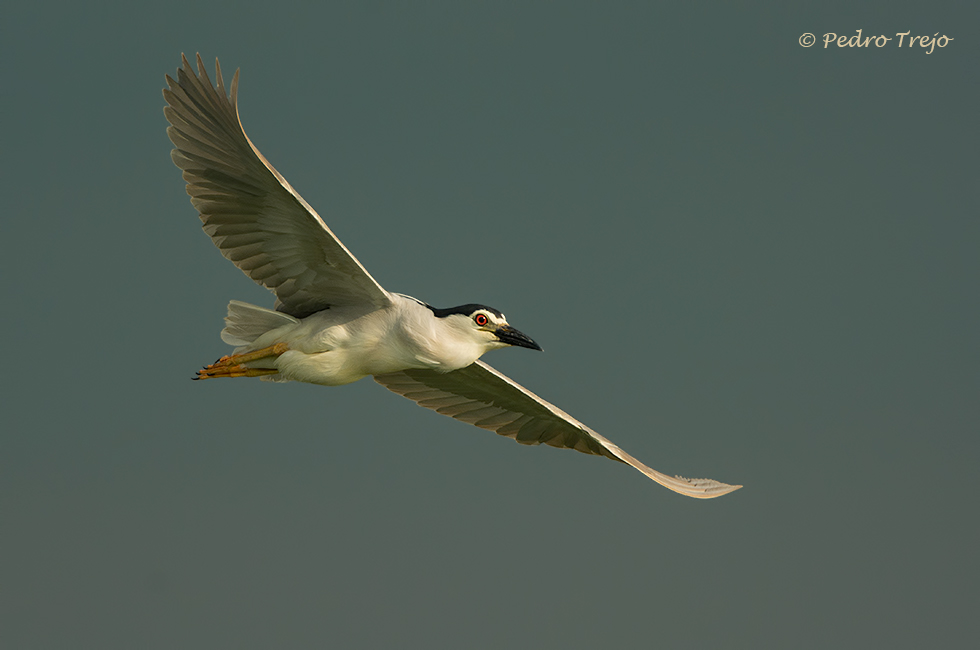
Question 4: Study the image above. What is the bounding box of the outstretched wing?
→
[163,54,391,318]
[374,360,741,499]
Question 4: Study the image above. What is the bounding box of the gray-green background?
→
[3,2,976,648]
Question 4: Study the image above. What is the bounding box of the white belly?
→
[272,345,425,386]
[273,349,368,386]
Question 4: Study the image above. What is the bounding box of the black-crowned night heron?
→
[164,54,741,499]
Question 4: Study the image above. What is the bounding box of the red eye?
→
[474,313,489,327]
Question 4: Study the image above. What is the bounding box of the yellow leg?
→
[210,342,289,367]
[195,365,280,380]
[195,343,289,380]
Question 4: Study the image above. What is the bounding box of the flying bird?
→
[163,54,741,499]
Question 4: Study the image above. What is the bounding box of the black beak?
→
[495,324,542,351]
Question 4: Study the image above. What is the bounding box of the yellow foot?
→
[194,342,289,380]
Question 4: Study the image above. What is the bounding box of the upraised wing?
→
[374,360,742,499]
[163,54,391,318]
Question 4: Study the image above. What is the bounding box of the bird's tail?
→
[220,300,299,346]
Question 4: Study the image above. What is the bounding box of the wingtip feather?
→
[668,475,743,499]
[231,68,240,106]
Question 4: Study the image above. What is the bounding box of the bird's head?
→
[429,303,542,353]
